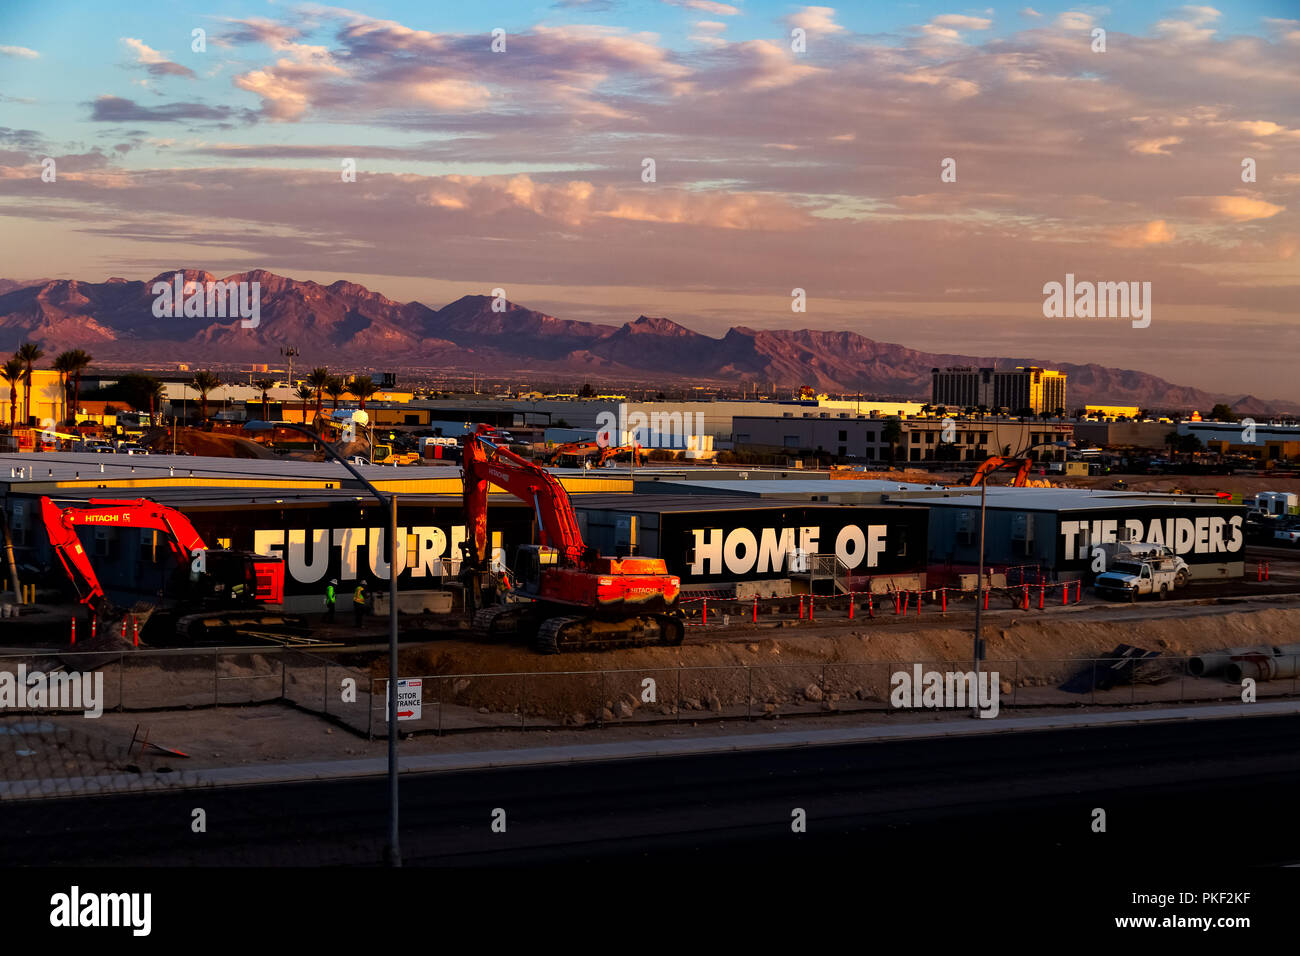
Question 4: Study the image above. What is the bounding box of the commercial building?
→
[0,369,64,428]
[1179,421,1300,461]
[1084,405,1141,419]
[931,366,1067,416]
[733,413,1072,463]
[900,419,1072,463]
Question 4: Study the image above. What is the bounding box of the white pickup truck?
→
[1274,524,1300,547]
[1094,559,1180,602]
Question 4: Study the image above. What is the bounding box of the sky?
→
[0,1,1297,397]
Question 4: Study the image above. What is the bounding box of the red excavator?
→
[40,496,305,643]
[967,455,1036,488]
[460,425,682,653]
[543,441,646,467]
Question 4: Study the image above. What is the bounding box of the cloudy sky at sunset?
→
[0,1,1296,396]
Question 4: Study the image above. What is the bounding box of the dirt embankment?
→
[385,607,1300,721]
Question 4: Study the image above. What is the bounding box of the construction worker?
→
[325,578,338,622]
[353,581,368,627]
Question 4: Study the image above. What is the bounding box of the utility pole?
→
[972,472,987,718]
[281,347,299,386]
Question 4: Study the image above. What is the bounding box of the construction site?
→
[1,419,1296,778]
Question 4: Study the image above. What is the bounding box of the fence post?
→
[599,670,606,728]
[1013,659,1019,709]
[280,647,287,702]
[323,662,329,715]
[1090,659,1097,706]
[213,647,219,708]
[521,673,527,730]
[848,591,854,620]
[747,666,752,721]
[367,678,375,740]
[676,667,682,722]
[118,651,125,712]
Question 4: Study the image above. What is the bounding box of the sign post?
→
[386,678,422,722]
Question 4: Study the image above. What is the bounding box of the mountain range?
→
[0,269,1290,414]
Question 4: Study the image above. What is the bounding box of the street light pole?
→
[243,418,401,865]
[971,436,1074,717]
[972,474,986,718]
[386,490,399,866]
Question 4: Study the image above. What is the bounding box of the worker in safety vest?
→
[353,581,369,627]
[325,579,338,622]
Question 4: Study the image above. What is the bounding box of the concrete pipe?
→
[1224,645,1300,683]
[1190,647,1273,677]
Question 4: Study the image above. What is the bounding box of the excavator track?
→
[534,611,685,654]
[472,604,539,641]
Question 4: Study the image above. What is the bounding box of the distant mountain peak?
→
[0,270,1290,414]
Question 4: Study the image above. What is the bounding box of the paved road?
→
[5,713,1300,867]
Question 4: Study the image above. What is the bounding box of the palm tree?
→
[346,374,376,411]
[324,376,346,412]
[255,378,276,421]
[1,359,23,430]
[307,367,330,423]
[144,377,166,426]
[53,351,77,425]
[191,370,221,423]
[66,349,91,420]
[882,418,902,465]
[15,343,44,425]
[294,384,314,423]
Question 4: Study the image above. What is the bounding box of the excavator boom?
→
[968,456,1035,488]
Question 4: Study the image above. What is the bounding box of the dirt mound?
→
[388,607,1300,720]
[144,428,276,459]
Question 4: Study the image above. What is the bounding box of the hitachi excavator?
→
[460,425,683,653]
[40,496,306,643]
[543,441,646,467]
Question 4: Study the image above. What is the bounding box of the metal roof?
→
[646,478,946,496]
[573,493,925,514]
[892,486,1238,511]
[0,452,630,498]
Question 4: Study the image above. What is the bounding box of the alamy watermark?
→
[891,664,1000,718]
[151,272,261,329]
[595,404,706,450]
[1043,273,1151,328]
[1,664,104,718]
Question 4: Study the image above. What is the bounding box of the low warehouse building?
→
[884,487,1245,582]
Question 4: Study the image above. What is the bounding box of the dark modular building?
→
[574,494,929,590]
[893,488,1246,581]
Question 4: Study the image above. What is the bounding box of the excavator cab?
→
[513,544,559,596]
